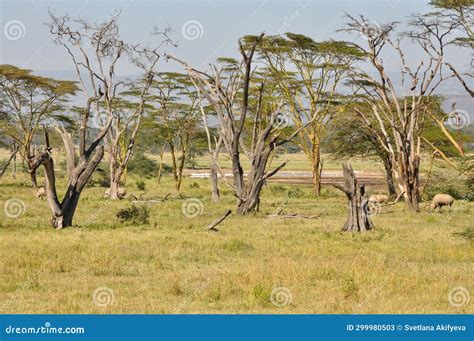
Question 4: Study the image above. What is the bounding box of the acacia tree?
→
[430,0,473,96]
[256,34,363,195]
[330,106,398,196]
[147,72,199,191]
[105,90,153,199]
[29,12,163,228]
[342,14,460,211]
[169,33,313,214]
[0,65,77,187]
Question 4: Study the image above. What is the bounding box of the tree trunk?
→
[108,177,121,200]
[158,147,164,184]
[334,163,374,232]
[12,151,17,179]
[398,152,421,211]
[0,146,19,178]
[169,142,179,188]
[382,155,397,197]
[30,169,38,188]
[210,161,220,202]
[107,149,123,200]
[310,142,323,196]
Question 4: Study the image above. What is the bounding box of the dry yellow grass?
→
[0,152,472,314]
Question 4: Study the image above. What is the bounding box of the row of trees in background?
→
[0,1,472,228]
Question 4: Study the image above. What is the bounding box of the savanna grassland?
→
[0,151,473,314]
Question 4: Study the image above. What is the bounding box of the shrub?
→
[136,179,146,191]
[189,181,200,189]
[425,172,472,201]
[342,277,359,298]
[128,152,158,178]
[250,284,271,306]
[287,187,304,199]
[116,205,150,224]
[453,226,474,242]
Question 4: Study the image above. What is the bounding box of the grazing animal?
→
[35,187,46,200]
[430,194,454,212]
[368,194,389,204]
[104,187,126,199]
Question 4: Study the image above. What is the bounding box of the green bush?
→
[136,179,146,191]
[453,226,474,242]
[425,172,472,201]
[116,205,150,225]
[128,153,158,179]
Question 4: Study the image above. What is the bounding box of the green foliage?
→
[342,276,359,298]
[116,205,150,225]
[127,152,158,178]
[453,226,474,241]
[250,284,271,306]
[135,179,146,191]
[425,171,473,200]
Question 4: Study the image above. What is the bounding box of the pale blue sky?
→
[2,0,468,77]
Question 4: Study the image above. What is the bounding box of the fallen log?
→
[207,209,232,231]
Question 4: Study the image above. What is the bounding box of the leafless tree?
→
[342,14,459,211]
[29,12,165,227]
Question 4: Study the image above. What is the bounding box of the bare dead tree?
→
[104,30,173,199]
[342,14,458,211]
[333,163,374,232]
[29,12,163,227]
[168,33,314,214]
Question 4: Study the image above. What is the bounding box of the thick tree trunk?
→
[108,177,121,200]
[30,169,38,188]
[398,152,420,211]
[382,156,397,197]
[310,142,322,196]
[107,150,123,200]
[334,163,374,232]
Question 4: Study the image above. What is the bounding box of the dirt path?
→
[184,169,386,185]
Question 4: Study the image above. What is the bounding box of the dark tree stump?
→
[333,163,374,232]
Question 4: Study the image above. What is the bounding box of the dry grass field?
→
[0,150,472,314]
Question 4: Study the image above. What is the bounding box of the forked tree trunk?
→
[334,163,374,232]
